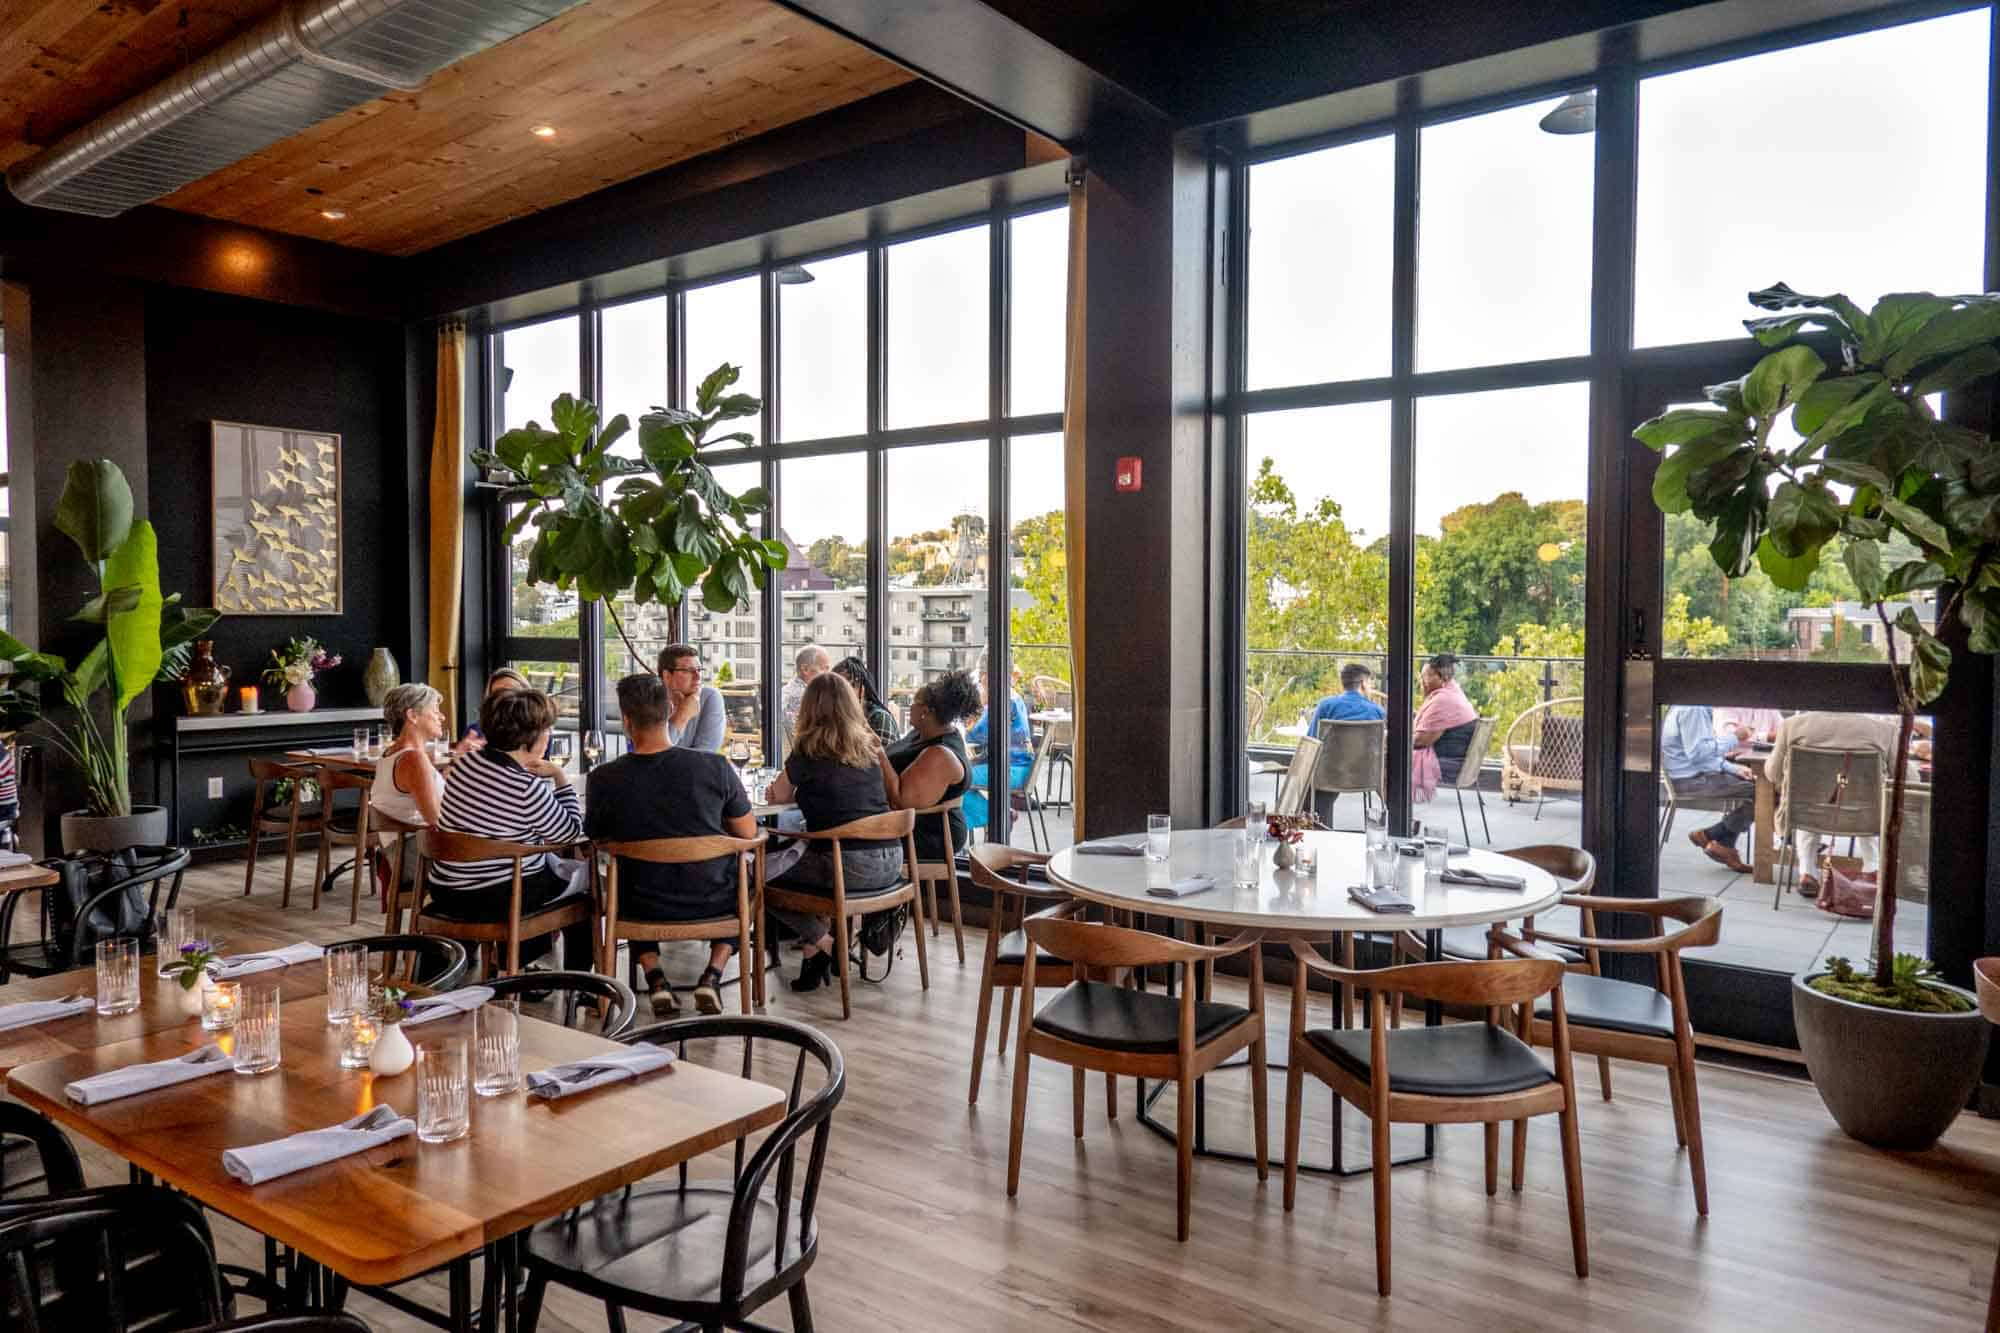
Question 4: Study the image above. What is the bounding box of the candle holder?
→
[238,686,260,714]
[202,980,242,1032]
[340,1010,382,1069]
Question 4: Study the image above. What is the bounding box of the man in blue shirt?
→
[1662,703,1754,873]
[965,668,1033,828]
[1310,664,1386,734]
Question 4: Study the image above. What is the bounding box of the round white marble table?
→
[1046,828,1562,934]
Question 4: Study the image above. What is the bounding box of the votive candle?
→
[238,687,260,714]
[202,980,241,1032]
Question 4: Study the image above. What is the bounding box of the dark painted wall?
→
[145,288,414,709]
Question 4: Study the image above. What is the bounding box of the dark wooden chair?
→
[311,766,376,924]
[1006,908,1267,1241]
[409,830,595,979]
[1283,941,1588,1296]
[596,833,767,1014]
[242,757,319,903]
[911,795,967,964]
[1500,893,1722,1215]
[757,809,925,1020]
[518,1014,843,1333]
[370,808,425,934]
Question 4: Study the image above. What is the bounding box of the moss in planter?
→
[1807,954,1972,1014]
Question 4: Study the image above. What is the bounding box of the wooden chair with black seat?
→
[242,757,319,903]
[1006,907,1268,1242]
[1282,940,1588,1296]
[369,807,425,933]
[756,809,925,1020]
[1495,893,1722,1215]
[912,794,968,964]
[310,765,376,924]
[595,832,768,1014]
[967,842,1095,1107]
[409,830,597,980]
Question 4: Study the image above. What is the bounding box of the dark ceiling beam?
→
[0,196,406,320]
[768,0,1168,147]
[413,83,1041,319]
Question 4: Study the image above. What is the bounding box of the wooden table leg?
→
[1753,771,1777,885]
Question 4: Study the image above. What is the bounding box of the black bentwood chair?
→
[519,1014,845,1333]
[0,1102,84,1201]
[0,846,191,982]
[346,932,471,990]
[484,970,639,1038]
[0,1185,231,1332]
[206,1317,375,1332]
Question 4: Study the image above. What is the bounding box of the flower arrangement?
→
[262,637,340,689]
[163,938,225,991]
[1265,812,1320,844]
[374,983,416,1026]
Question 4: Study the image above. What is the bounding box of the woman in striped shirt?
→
[429,687,591,968]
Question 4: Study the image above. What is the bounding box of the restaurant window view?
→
[7,1,2000,1327]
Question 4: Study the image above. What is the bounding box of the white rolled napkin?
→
[213,942,324,979]
[1073,838,1146,857]
[400,986,496,1028]
[222,1105,415,1185]
[525,1044,675,1101]
[65,1043,232,1105]
[1146,873,1216,899]
[0,995,94,1033]
[0,851,33,868]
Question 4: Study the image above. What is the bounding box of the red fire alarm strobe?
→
[1115,456,1143,492]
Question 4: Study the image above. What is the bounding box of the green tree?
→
[1415,493,1585,656]
[1008,509,1071,681]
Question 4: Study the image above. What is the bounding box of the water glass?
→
[232,988,282,1074]
[324,942,368,1027]
[1295,840,1319,876]
[417,1038,471,1143]
[1368,843,1399,890]
[368,726,386,760]
[474,1004,520,1097]
[202,979,241,1032]
[1232,830,1260,888]
[352,726,369,758]
[1364,807,1388,851]
[155,905,196,975]
[1246,800,1268,838]
[1423,836,1450,875]
[95,937,140,1017]
[1145,813,1172,862]
[340,1010,381,1069]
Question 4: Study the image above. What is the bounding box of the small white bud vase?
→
[172,971,214,1018]
[369,1019,415,1076]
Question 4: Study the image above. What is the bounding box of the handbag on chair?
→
[1816,853,1877,919]
[43,850,152,962]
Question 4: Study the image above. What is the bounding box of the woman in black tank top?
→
[879,671,980,860]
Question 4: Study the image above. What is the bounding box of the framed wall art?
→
[211,421,343,615]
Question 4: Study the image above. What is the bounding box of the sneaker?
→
[644,967,679,1017]
[692,967,723,1015]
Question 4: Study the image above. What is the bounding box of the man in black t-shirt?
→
[586,673,756,1016]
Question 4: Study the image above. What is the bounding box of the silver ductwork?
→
[7,0,582,218]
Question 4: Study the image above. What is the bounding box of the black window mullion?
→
[988,211,1011,846]
[578,296,604,734]
[761,270,783,762]
[1384,87,1420,836]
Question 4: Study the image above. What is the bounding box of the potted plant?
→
[262,637,341,712]
[1635,283,2000,1149]
[0,461,219,851]
[473,365,788,662]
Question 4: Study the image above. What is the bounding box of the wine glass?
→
[728,740,751,772]
[582,729,605,768]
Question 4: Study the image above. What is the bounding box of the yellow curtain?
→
[1062,177,1087,840]
[427,322,467,730]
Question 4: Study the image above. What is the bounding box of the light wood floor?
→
[21,856,2000,1331]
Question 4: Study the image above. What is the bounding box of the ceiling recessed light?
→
[529,123,557,138]
[319,208,347,221]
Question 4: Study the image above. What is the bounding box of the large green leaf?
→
[1879,496,1950,552]
[1754,532,1818,591]
[1842,538,1883,602]
[1880,559,1945,597]
[1862,293,1957,365]
[1791,376,1879,437]
[103,521,164,715]
[1707,490,1763,578]
[1792,379,1893,463]
[1685,447,1759,518]
[1651,436,1741,514]
[1884,301,2000,381]
[71,585,143,625]
[1632,407,1743,452]
[1742,344,1825,418]
[694,364,740,414]
[1767,480,1842,557]
[54,460,133,564]
[1898,610,1952,704]
[1911,344,2000,398]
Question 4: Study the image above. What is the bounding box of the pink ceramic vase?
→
[285,682,316,712]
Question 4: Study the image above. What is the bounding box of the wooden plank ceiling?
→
[0,0,913,256]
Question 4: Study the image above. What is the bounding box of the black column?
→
[1077,121,1220,834]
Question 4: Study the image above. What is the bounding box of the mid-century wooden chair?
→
[1006,908,1267,1241]
[911,795,967,964]
[596,833,767,1014]
[756,809,924,1020]
[1500,893,1722,1215]
[967,843,1070,1105]
[1283,941,1588,1296]
[310,766,375,924]
[241,758,318,903]
[370,808,426,933]
[409,830,596,978]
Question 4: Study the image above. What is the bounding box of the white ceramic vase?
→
[369,1021,415,1076]
[171,972,213,1018]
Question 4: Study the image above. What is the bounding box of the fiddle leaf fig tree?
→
[475,364,786,664]
[1636,284,2000,1000]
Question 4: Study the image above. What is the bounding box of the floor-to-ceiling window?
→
[480,202,1070,847]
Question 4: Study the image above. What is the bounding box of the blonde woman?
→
[766,674,903,992]
[372,683,446,833]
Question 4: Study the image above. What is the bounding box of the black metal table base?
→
[1131,925,1444,1177]
[285,1233,523,1333]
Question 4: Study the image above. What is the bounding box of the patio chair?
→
[1445,716,1498,844]
[1773,743,1886,908]
[1503,697,1584,818]
[1311,718,1384,829]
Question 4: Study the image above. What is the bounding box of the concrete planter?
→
[1792,972,1989,1151]
[60,805,170,854]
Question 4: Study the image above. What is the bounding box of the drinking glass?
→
[232,988,282,1074]
[95,937,139,1017]
[352,726,369,758]
[1145,813,1172,862]
[417,1038,471,1143]
[1423,836,1450,875]
[1232,830,1260,888]
[155,905,196,976]
[202,979,241,1032]
[368,726,386,760]
[1364,807,1388,851]
[324,942,368,1027]
[582,729,606,767]
[1367,843,1399,890]
[1295,840,1319,876]
[340,1010,381,1069]
[547,732,574,769]
[1246,800,1268,838]
[474,1004,520,1097]
[728,740,751,771]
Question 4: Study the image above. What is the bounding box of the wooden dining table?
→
[7,987,786,1330]
[0,861,59,899]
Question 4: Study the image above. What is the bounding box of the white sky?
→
[886,224,988,428]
